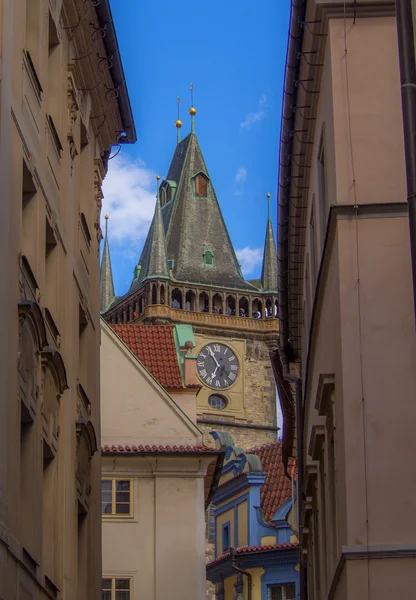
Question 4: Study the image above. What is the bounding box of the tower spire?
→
[100,215,116,312]
[261,193,278,292]
[175,97,182,144]
[189,83,196,133]
[147,175,169,279]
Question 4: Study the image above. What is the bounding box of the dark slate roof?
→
[130,132,256,292]
[100,220,115,312]
[147,195,169,279]
[261,217,278,292]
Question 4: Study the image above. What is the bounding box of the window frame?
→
[222,521,231,554]
[192,172,209,199]
[102,576,133,600]
[101,477,133,518]
[203,250,214,268]
[267,582,296,600]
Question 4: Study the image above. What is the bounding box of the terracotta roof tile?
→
[207,543,299,567]
[102,444,217,453]
[248,441,297,523]
[111,324,183,389]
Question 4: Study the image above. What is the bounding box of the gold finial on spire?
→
[175,97,182,144]
[104,214,109,236]
[189,83,197,132]
[267,193,271,220]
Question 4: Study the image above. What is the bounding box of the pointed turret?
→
[147,176,169,279]
[261,194,278,292]
[100,216,116,312]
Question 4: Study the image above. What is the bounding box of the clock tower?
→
[101,107,279,451]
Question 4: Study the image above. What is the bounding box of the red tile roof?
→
[102,444,218,453]
[248,441,297,523]
[111,324,183,389]
[207,543,299,567]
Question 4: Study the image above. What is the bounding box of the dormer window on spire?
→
[160,181,176,207]
[193,173,209,198]
[203,250,214,267]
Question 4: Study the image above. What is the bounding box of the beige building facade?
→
[0,1,135,599]
[276,1,416,599]
[100,320,223,600]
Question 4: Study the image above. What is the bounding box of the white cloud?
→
[101,153,156,250]
[235,167,247,183]
[240,94,268,130]
[236,246,263,276]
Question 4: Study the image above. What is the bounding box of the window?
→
[102,578,132,600]
[168,259,175,270]
[208,394,227,410]
[101,479,132,517]
[203,250,214,267]
[194,173,208,197]
[222,522,230,553]
[268,583,296,600]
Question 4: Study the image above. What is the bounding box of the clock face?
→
[196,343,239,389]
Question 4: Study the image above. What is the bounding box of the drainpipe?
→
[395,0,416,326]
[283,370,306,600]
[230,547,252,600]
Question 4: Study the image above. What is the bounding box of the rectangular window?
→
[268,583,296,600]
[318,133,328,250]
[101,479,132,517]
[102,578,132,600]
[222,522,230,553]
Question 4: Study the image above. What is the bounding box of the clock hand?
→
[207,347,220,368]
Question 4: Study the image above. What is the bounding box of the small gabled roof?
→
[111,324,183,389]
[248,441,296,523]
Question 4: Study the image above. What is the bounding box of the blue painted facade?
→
[207,432,299,600]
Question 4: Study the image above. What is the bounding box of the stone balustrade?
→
[137,304,279,334]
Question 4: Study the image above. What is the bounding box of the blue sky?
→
[103,0,290,295]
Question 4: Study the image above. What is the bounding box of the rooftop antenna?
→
[189,83,196,133]
[175,97,182,144]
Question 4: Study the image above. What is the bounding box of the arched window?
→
[239,297,249,317]
[226,296,236,316]
[199,291,209,312]
[212,293,223,314]
[203,250,214,267]
[185,290,196,311]
[160,187,166,207]
[152,284,157,305]
[171,288,182,309]
[194,173,208,198]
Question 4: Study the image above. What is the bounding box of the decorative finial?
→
[189,83,196,132]
[267,193,271,220]
[175,97,182,144]
[104,214,109,236]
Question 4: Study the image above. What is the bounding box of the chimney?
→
[183,340,198,386]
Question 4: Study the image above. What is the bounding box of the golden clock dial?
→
[196,343,239,389]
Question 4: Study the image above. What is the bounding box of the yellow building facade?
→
[0,1,135,599]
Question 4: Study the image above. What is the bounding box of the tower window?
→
[208,394,227,410]
[194,173,208,197]
[203,250,214,267]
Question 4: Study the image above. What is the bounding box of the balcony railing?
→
[136,304,279,334]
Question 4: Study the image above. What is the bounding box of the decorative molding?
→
[308,424,325,460]
[18,300,48,350]
[41,347,68,395]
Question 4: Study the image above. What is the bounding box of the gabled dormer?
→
[160,180,177,207]
[191,171,209,199]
